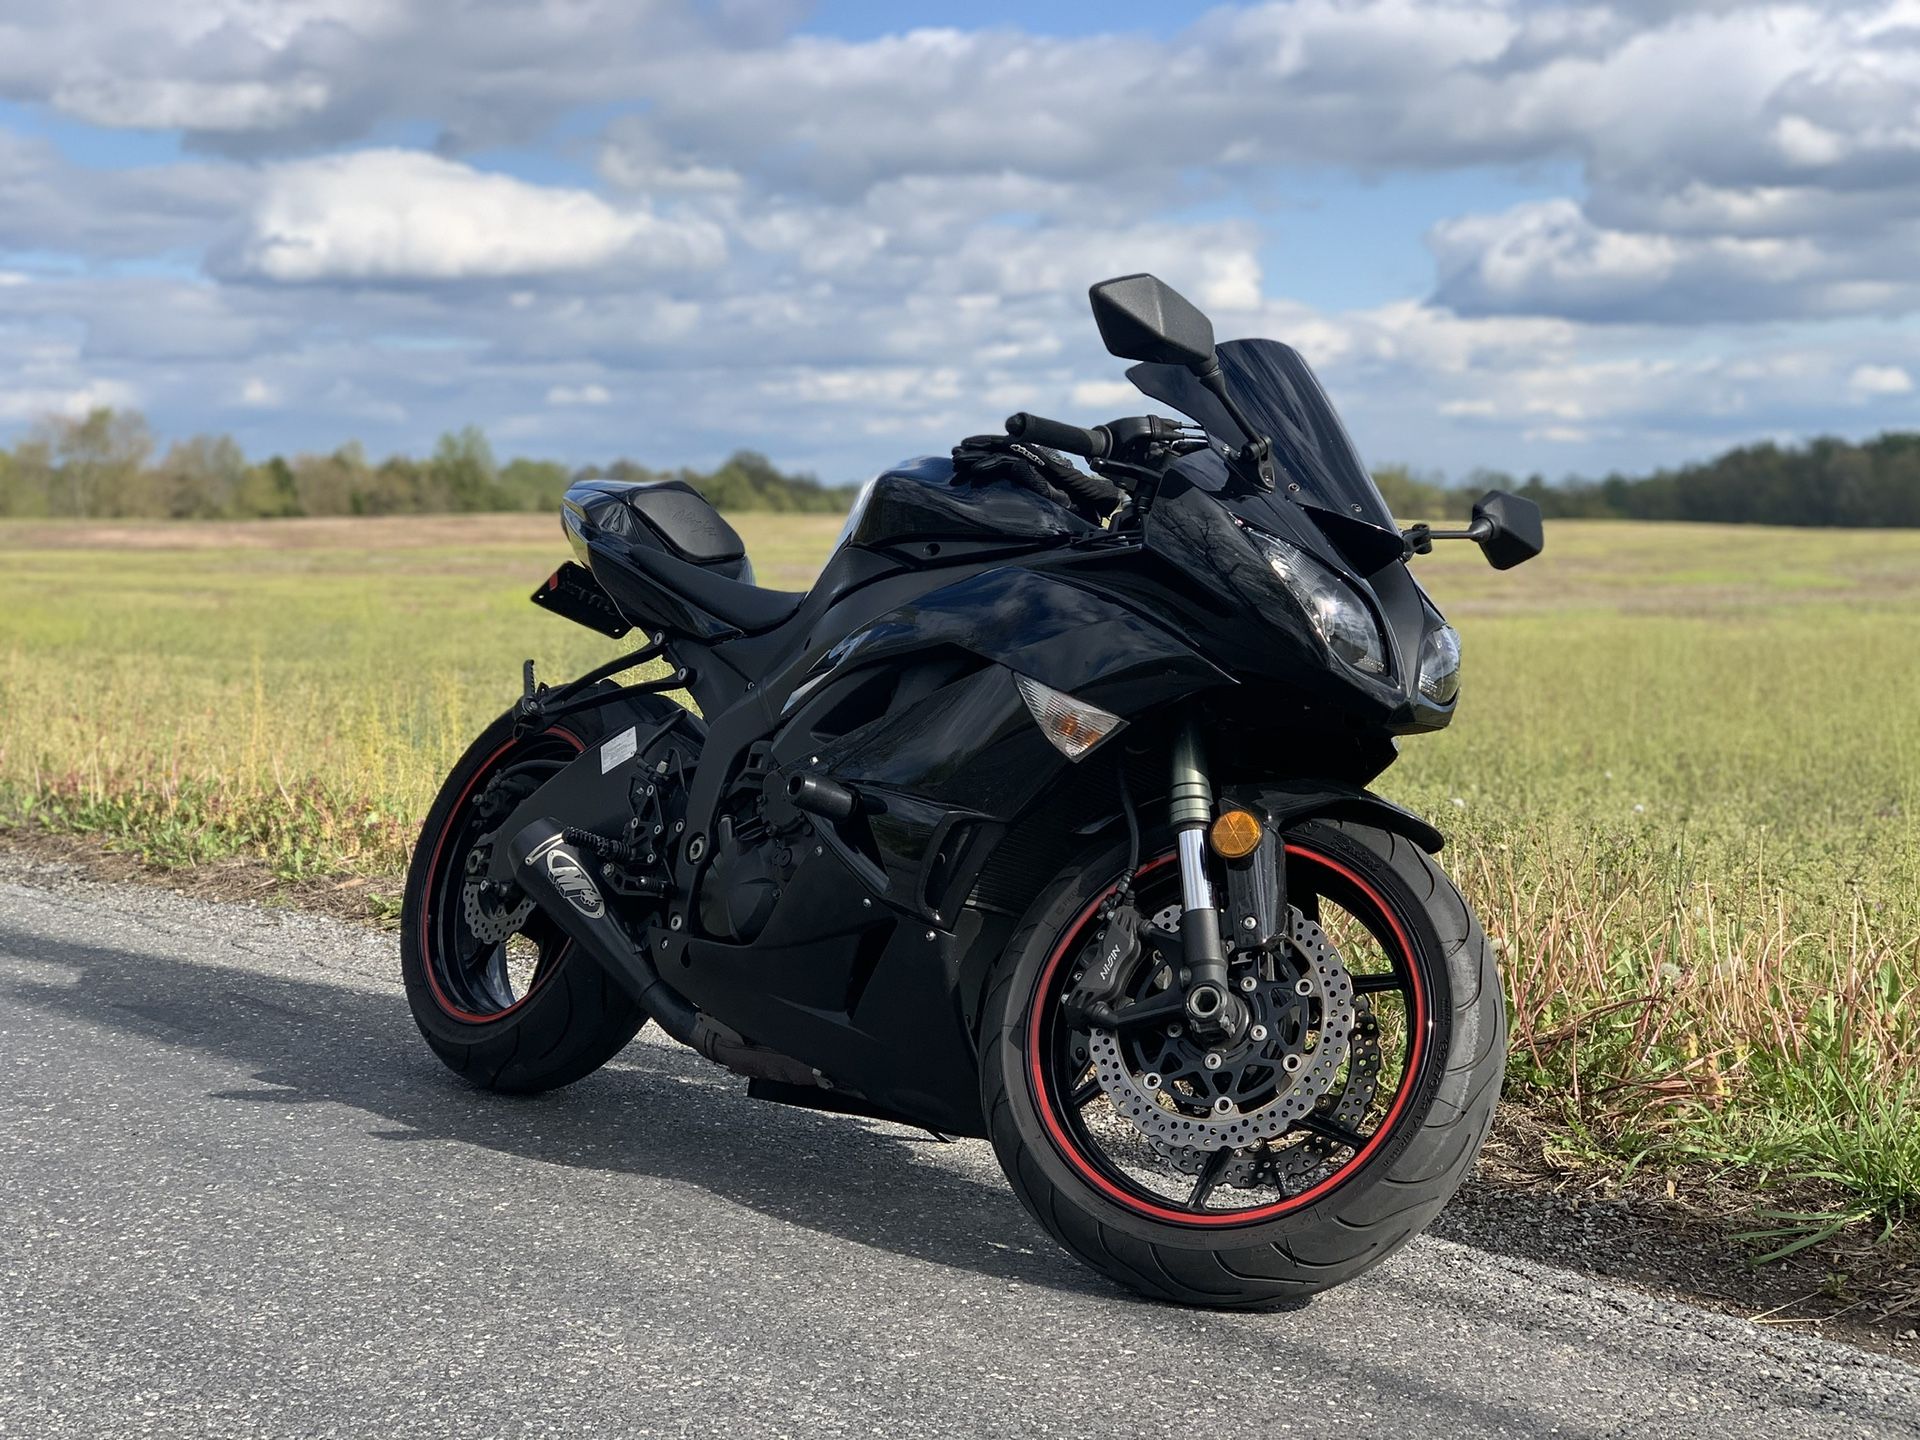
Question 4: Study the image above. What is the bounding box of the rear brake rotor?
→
[461,844,535,944]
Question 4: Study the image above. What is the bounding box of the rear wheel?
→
[980,818,1504,1308]
[400,707,647,1093]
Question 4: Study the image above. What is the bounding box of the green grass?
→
[3,512,1917,1232]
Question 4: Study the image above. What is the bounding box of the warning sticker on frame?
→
[600,726,638,774]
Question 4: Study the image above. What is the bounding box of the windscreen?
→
[1128,339,1399,547]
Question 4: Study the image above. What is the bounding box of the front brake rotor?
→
[1156,997,1384,1189]
[1087,906,1357,1150]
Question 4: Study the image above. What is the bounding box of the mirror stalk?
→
[1401,520,1492,555]
[1403,489,1545,570]
[1192,360,1275,490]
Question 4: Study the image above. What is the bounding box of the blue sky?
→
[0,1,1915,484]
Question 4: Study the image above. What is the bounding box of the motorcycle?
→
[399,273,1543,1307]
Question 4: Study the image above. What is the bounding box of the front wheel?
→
[979,818,1504,1309]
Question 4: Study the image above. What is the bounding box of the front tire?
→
[979,818,1504,1308]
[400,705,648,1094]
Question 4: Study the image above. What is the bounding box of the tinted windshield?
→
[1127,339,1399,547]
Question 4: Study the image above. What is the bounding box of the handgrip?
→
[1005,411,1111,460]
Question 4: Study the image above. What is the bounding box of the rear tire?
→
[400,705,647,1094]
[979,818,1504,1309]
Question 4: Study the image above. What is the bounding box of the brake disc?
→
[461,843,535,944]
[1155,996,1383,1188]
[1088,906,1357,1150]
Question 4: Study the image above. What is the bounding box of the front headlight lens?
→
[1418,624,1461,704]
[1249,531,1387,676]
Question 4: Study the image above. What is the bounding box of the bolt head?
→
[1250,1023,1269,1043]
[668,914,683,931]
[1241,915,1258,930]
[1203,1052,1223,1071]
[1238,974,1258,992]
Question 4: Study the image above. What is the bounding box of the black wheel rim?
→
[1029,842,1430,1225]
[420,730,581,1023]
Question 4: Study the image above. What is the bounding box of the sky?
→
[0,0,1916,484]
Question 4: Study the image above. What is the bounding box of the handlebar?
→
[1004,411,1111,461]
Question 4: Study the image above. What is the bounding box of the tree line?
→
[1374,430,1920,528]
[0,408,856,520]
[3,406,1918,527]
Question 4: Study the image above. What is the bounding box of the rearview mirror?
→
[1089,274,1217,373]
[1472,491,1545,570]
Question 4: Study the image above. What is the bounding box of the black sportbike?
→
[400,274,1543,1307]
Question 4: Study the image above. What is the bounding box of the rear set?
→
[400,274,1543,1306]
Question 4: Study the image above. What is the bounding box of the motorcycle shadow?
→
[0,920,1111,1299]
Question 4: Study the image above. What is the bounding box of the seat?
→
[662,561,804,633]
[563,478,804,637]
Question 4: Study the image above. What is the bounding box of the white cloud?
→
[0,378,140,422]
[52,76,334,132]
[547,383,612,406]
[1424,198,1893,323]
[1070,381,1140,409]
[233,150,724,283]
[1850,363,1914,397]
[0,1,1916,483]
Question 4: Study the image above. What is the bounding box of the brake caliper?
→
[1063,897,1142,1029]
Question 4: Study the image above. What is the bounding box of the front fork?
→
[1169,721,1250,1042]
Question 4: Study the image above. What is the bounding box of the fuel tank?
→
[843,455,1094,554]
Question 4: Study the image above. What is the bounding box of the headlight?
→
[1417,625,1461,704]
[1248,531,1386,676]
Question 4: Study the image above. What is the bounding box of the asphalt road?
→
[2,869,1916,1440]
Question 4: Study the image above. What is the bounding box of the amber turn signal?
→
[1209,808,1263,860]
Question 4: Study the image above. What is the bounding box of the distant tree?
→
[1373,464,1459,520]
[157,434,251,519]
[498,457,571,511]
[0,438,53,517]
[427,427,500,511]
[237,455,303,518]
[292,444,371,516]
[361,456,425,514]
[35,408,153,518]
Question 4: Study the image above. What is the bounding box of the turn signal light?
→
[1209,808,1264,859]
[1014,675,1125,761]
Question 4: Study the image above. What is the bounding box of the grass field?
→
[3,512,1917,1242]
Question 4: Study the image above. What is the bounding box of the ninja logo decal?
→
[522,834,606,920]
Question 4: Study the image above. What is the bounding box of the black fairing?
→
[1130,338,1405,570]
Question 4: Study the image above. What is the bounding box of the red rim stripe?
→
[418,727,583,1025]
[1026,843,1429,1227]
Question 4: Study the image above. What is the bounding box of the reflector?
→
[1209,808,1263,859]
